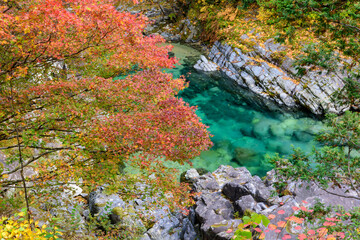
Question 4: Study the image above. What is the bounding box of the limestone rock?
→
[194,55,219,72]
[195,40,351,115]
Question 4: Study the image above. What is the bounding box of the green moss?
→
[111,207,124,216]
[95,203,107,208]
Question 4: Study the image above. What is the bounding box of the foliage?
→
[233,212,269,239]
[268,111,360,199]
[0,208,63,239]
[260,0,360,104]
[264,202,350,240]
[0,0,212,235]
[0,190,24,217]
[231,201,360,239]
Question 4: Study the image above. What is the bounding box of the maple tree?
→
[0,0,212,222]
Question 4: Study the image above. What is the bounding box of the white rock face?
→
[194,55,219,72]
[194,40,350,115]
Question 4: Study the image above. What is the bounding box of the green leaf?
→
[243,216,251,224]
[261,215,270,227]
[254,214,262,224]
[237,230,252,238]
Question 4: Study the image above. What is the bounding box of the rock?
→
[180,218,198,240]
[212,165,253,189]
[147,215,181,240]
[88,183,199,240]
[180,168,200,184]
[232,147,257,165]
[248,176,272,204]
[293,131,314,142]
[234,195,257,215]
[194,56,219,72]
[192,172,220,193]
[88,186,125,217]
[195,192,234,234]
[269,124,285,137]
[222,182,250,202]
[198,40,350,115]
[292,181,360,212]
[179,165,360,239]
[208,219,242,239]
[253,121,270,139]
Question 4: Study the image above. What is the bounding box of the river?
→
[166,43,323,177]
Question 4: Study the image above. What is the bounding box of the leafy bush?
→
[0,208,63,239]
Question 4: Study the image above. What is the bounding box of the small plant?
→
[233,212,270,239]
[0,190,25,217]
[295,200,331,222]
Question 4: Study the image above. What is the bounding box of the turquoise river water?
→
[165,44,323,177]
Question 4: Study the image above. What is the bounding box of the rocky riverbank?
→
[78,165,359,240]
[194,41,350,115]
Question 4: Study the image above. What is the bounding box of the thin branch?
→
[2,150,58,176]
[9,81,32,224]
[314,181,360,200]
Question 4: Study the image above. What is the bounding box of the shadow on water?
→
[166,44,323,177]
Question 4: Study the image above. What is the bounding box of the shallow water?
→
[167,44,323,177]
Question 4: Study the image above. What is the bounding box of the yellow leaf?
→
[2,174,9,179]
[18,211,25,217]
[2,231,9,238]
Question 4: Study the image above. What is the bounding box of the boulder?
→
[178,165,360,239]
[234,195,257,215]
[222,182,250,202]
[88,186,125,217]
[195,192,234,234]
[232,147,257,166]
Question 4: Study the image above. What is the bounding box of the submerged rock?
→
[232,147,257,165]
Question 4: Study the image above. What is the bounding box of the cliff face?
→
[195,40,350,115]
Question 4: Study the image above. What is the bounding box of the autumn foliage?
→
[0,0,212,219]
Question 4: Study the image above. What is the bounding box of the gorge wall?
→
[194,40,350,115]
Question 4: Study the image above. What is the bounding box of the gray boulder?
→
[234,195,257,215]
[222,182,250,202]
[88,186,125,218]
[195,192,234,233]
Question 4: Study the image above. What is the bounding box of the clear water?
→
[166,44,323,177]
